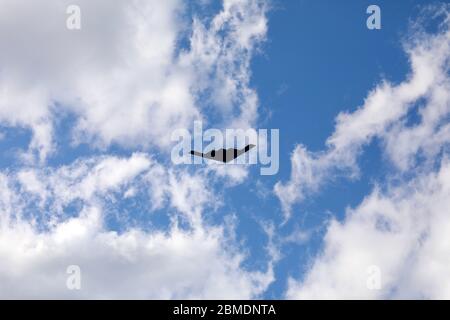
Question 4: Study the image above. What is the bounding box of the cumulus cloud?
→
[0,208,273,299]
[0,153,274,299]
[285,6,450,299]
[0,0,273,298]
[0,0,267,161]
[287,158,450,299]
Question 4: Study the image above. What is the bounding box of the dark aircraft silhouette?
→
[190,144,256,163]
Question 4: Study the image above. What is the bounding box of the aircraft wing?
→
[190,149,225,162]
[190,150,204,158]
[234,144,256,159]
[223,144,256,163]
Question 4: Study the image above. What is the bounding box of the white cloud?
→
[0,153,274,298]
[0,0,267,162]
[0,0,271,297]
[13,153,151,215]
[287,158,450,299]
[275,6,450,219]
[285,6,450,299]
[0,207,273,299]
[179,0,267,128]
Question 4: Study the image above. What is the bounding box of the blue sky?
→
[217,0,441,298]
[0,0,449,299]
[253,0,412,296]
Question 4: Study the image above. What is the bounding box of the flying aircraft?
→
[190,144,256,163]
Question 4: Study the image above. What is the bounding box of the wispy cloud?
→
[285,5,450,299]
[275,5,450,220]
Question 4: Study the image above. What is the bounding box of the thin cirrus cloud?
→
[283,5,450,299]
